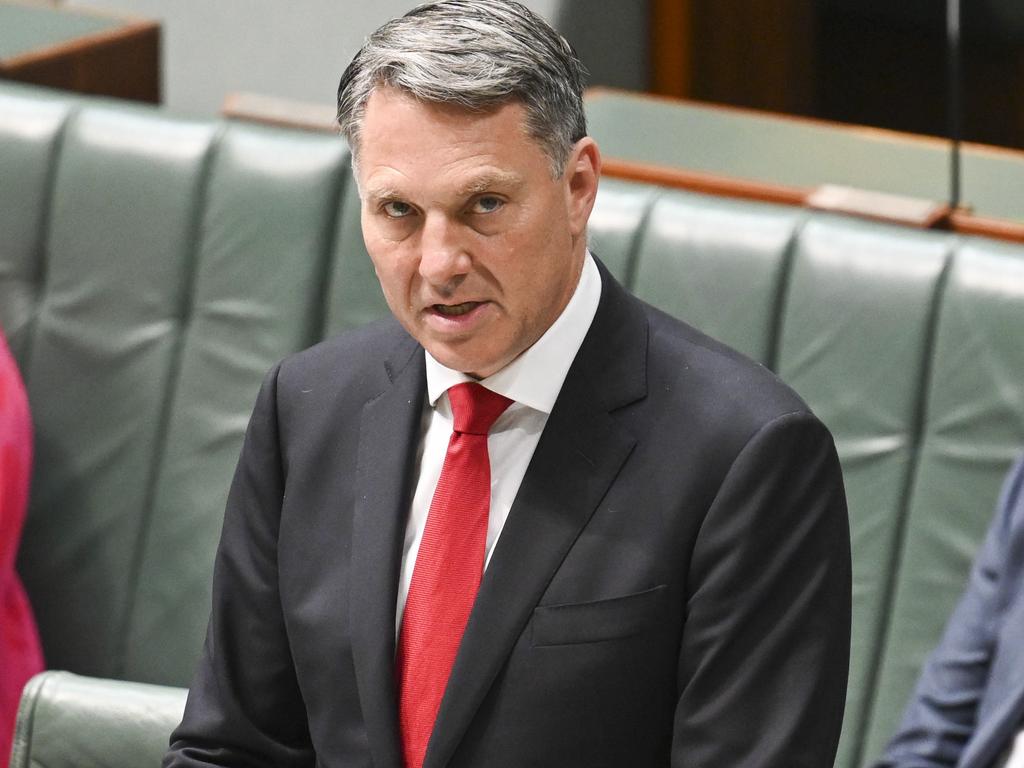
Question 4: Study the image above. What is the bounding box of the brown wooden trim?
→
[601,157,807,207]
[602,158,951,229]
[601,158,1024,243]
[959,140,1024,162]
[1,19,159,71]
[650,0,691,98]
[947,211,1024,243]
[221,92,338,134]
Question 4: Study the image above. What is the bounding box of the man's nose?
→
[418,213,470,289]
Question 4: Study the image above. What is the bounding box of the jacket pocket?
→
[531,584,668,647]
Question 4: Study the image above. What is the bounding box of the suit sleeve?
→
[164,363,315,767]
[673,410,851,768]
[872,456,1024,768]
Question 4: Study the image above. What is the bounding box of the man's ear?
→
[564,137,601,238]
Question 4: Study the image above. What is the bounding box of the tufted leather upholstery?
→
[3,80,1024,768]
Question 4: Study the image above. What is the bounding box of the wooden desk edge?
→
[1,19,159,72]
[222,92,338,134]
[946,211,1024,244]
[601,158,1024,241]
[600,157,807,207]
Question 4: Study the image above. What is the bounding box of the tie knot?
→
[447,382,512,436]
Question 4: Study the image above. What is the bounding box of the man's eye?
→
[471,196,504,214]
[383,201,413,218]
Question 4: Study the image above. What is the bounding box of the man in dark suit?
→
[164,2,851,766]
[874,457,1024,768]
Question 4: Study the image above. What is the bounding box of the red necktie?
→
[397,382,512,768]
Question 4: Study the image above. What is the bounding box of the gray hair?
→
[336,0,587,177]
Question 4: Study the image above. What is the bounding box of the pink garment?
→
[0,332,44,766]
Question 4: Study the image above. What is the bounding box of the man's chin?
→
[423,342,508,380]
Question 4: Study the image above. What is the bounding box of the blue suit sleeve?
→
[873,456,1024,767]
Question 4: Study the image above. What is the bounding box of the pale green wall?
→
[61,0,646,118]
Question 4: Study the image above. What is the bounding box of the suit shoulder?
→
[641,300,815,429]
[279,317,407,376]
[272,317,418,401]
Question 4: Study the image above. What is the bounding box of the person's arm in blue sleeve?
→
[873,456,1024,767]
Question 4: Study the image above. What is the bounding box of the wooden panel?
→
[650,0,692,97]
[690,0,816,114]
[0,4,159,103]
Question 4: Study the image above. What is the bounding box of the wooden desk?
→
[586,88,1024,238]
[0,1,159,103]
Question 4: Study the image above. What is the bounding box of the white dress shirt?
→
[1004,731,1024,768]
[395,252,602,632]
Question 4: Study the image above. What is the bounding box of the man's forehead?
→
[355,87,547,200]
[358,86,534,150]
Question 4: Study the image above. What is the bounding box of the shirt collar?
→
[425,251,602,414]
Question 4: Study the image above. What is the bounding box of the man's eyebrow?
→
[362,171,524,204]
[363,184,403,203]
[458,171,523,197]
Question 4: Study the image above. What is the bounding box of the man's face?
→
[356,87,599,379]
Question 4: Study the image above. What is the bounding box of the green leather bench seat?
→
[627,192,800,362]
[861,240,1024,762]
[3,81,1024,768]
[11,672,187,768]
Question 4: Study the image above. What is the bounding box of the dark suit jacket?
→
[165,263,851,768]
[874,457,1024,768]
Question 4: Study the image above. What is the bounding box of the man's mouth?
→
[433,302,480,317]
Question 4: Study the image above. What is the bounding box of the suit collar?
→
[424,261,649,767]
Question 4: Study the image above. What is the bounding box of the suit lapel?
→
[349,333,425,768]
[424,266,649,767]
